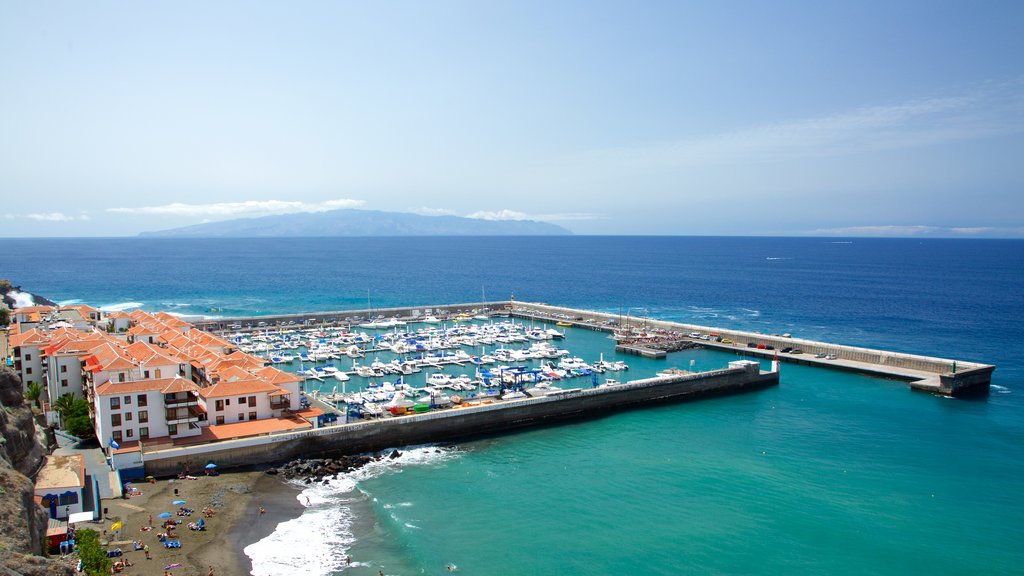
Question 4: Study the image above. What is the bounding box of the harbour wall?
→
[511,303,994,396]
[190,299,992,396]
[140,362,777,476]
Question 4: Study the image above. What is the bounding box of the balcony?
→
[164,393,199,408]
[165,405,206,425]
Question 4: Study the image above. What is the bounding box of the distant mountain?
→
[139,209,572,238]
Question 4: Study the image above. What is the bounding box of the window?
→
[137,395,147,407]
[110,397,120,410]
[238,413,244,421]
[154,368,162,378]
[61,379,68,387]
[124,395,131,405]
[125,412,133,421]
[238,397,246,405]
[215,400,224,411]
[26,367,32,375]
[248,396,256,407]
[225,398,231,406]
[25,354,31,361]
[249,411,257,421]
[126,428,133,438]
[60,365,67,373]
[139,427,149,440]
[138,410,148,423]
[215,416,224,425]
[168,424,177,435]
[143,370,150,379]
[118,373,125,383]
[58,492,78,506]
[112,430,123,443]
[110,413,121,427]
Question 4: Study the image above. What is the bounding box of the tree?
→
[53,394,77,423]
[0,307,9,326]
[24,382,42,408]
[66,414,95,440]
[74,529,111,576]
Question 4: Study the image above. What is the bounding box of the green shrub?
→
[75,529,110,576]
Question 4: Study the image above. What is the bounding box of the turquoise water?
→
[3,236,1022,574]
[349,349,1021,576]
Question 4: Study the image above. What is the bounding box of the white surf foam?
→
[56,299,83,306]
[98,301,144,312]
[9,290,35,308]
[246,446,462,576]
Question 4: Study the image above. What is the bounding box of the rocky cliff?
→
[0,366,74,575]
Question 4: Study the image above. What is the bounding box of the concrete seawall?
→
[190,299,993,396]
[141,362,777,476]
[512,302,995,396]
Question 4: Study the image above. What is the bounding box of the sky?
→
[2,1,1023,237]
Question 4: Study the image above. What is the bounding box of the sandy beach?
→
[90,469,303,576]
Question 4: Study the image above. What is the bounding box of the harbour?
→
[193,299,994,398]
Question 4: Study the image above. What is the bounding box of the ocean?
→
[3,236,1023,575]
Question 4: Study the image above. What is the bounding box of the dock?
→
[192,299,993,396]
[510,302,995,397]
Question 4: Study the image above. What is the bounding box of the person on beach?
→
[148,514,152,525]
[259,506,266,516]
[208,566,214,576]
[144,544,150,559]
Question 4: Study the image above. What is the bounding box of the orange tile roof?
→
[200,416,311,441]
[213,365,253,382]
[199,378,279,398]
[291,407,324,418]
[94,376,199,396]
[9,328,48,347]
[255,366,304,385]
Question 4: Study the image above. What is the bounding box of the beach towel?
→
[164,563,182,570]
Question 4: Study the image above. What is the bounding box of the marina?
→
[133,298,996,473]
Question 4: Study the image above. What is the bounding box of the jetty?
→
[139,360,778,475]
[193,299,994,397]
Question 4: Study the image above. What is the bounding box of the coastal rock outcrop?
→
[274,454,380,483]
[0,366,74,575]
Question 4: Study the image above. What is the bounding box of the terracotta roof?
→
[213,365,252,382]
[200,416,311,441]
[94,376,198,396]
[255,366,303,385]
[9,328,48,347]
[291,407,324,418]
[199,378,279,398]
[34,455,85,490]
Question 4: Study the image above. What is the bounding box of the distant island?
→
[139,209,572,237]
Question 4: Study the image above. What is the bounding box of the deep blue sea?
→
[3,236,1023,575]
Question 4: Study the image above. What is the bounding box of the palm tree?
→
[53,394,76,426]
[24,382,42,409]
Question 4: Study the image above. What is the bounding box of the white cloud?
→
[581,82,1024,168]
[466,209,531,221]
[412,207,458,216]
[26,212,89,222]
[466,209,606,222]
[107,198,364,217]
[808,225,1024,237]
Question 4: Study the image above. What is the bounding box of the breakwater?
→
[510,302,994,396]
[195,299,994,396]
[140,361,776,476]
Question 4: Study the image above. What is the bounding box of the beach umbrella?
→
[172,500,186,505]
[205,463,217,470]
[157,512,172,519]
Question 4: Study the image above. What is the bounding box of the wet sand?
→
[93,469,303,576]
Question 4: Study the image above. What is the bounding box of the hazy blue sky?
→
[2,1,1023,237]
